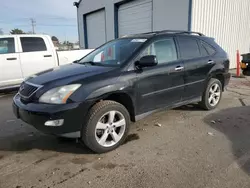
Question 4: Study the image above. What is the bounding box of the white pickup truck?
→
[0,34,93,90]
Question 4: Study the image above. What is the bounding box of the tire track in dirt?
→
[52,168,89,187]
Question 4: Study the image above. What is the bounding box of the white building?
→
[75,0,250,68]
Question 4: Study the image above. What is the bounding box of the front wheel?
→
[81,101,130,153]
[200,78,222,110]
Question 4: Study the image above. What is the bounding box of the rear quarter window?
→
[201,41,216,55]
[177,37,200,59]
[200,42,209,56]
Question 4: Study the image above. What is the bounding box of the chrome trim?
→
[207,60,214,64]
[18,81,43,99]
[25,81,43,88]
[175,66,184,71]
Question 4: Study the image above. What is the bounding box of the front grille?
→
[19,82,39,98]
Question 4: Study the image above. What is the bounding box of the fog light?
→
[45,119,64,127]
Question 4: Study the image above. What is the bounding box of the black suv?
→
[13,30,231,153]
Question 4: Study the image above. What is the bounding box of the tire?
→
[200,78,222,110]
[243,69,250,76]
[81,100,130,153]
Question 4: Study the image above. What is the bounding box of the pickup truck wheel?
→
[243,70,250,76]
[81,101,130,153]
[200,78,222,110]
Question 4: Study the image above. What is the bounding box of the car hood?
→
[27,63,115,85]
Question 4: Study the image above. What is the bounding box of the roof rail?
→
[176,31,205,36]
[136,30,205,36]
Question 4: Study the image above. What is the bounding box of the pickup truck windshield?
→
[78,38,147,66]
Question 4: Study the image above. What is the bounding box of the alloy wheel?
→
[208,83,221,107]
[95,110,126,147]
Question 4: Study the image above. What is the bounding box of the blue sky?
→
[0,0,78,42]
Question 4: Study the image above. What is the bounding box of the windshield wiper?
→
[78,61,97,66]
[72,60,79,64]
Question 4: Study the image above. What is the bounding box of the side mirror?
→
[137,55,158,68]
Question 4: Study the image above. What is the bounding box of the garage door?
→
[118,0,152,37]
[86,10,106,48]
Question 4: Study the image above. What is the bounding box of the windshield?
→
[78,38,147,66]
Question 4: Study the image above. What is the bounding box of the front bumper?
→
[13,94,92,137]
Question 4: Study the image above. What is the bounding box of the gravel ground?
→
[0,77,250,188]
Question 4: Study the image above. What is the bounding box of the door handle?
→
[6,57,17,61]
[207,60,214,64]
[44,55,52,57]
[175,66,184,71]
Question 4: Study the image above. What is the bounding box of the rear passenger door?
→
[177,36,216,100]
[19,37,56,78]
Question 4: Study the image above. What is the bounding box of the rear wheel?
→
[81,101,130,153]
[200,78,222,110]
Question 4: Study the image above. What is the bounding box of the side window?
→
[178,37,200,59]
[0,38,15,54]
[20,37,47,52]
[140,38,177,64]
[202,41,216,55]
[200,42,209,56]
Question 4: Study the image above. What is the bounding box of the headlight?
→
[39,84,81,104]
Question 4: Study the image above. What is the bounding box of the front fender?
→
[86,83,130,100]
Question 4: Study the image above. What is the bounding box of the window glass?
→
[21,37,47,52]
[0,38,15,54]
[93,45,116,62]
[178,37,200,59]
[202,41,216,55]
[200,42,209,56]
[78,38,144,66]
[140,38,177,64]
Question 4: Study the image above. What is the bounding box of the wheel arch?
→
[206,71,225,91]
[87,91,136,122]
[104,92,136,122]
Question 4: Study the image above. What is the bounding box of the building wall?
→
[152,0,190,31]
[77,0,190,48]
[191,0,250,68]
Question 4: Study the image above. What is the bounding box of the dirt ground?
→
[0,76,250,188]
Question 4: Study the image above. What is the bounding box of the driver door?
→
[135,37,185,114]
